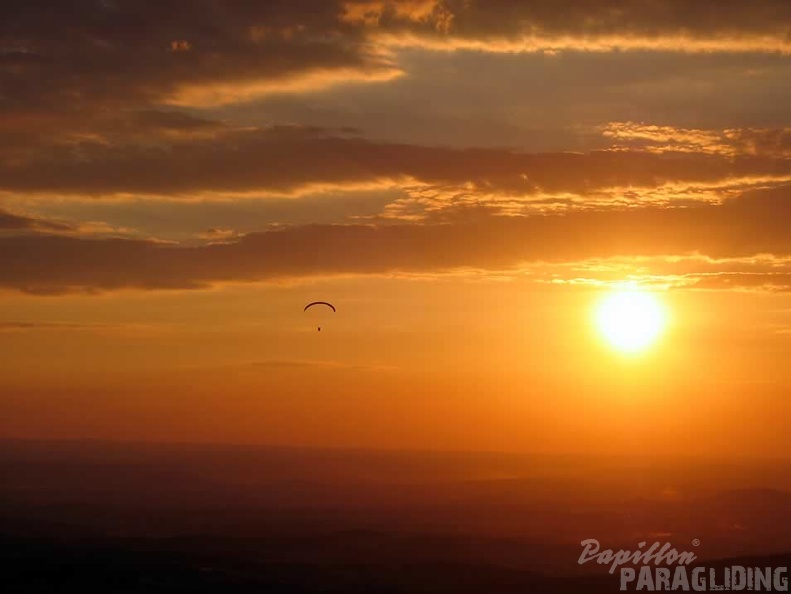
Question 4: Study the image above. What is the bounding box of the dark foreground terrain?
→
[1,439,790,592]
[2,534,789,593]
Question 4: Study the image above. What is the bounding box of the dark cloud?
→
[0,0,395,144]
[1,1,788,178]
[1,0,787,143]
[1,185,790,294]
[2,125,788,197]
[726,128,791,158]
[344,0,791,51]
[110,110,226,135]
[0,209,73,232]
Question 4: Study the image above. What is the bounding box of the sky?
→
[1,0,790,457]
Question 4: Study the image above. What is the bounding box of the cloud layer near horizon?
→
[3,184,791,294]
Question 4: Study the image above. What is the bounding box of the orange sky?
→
[1,0,790,458]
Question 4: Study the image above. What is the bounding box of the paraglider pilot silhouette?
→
[304,301,335,331]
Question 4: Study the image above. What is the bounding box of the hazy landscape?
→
[2,439,790,591]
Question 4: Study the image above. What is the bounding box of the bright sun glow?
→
[595,290,667,353]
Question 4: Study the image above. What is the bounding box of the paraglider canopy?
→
[304,301,335,331]
[304,301,336,312]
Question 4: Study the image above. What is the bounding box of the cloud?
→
[343,0,791,54]
[198,228,245,243]
[1,0,787,150]
[681,273,791,292]
[2,124,788,200]
[0,209,73,233]
[377,173,791,221]
[2,1,789,208]
[0,187,401,244]
[2,185,791,294]
[0,207,152,241]
[602,122,791,158]
[0,0,399,137]
[524,254,791,292]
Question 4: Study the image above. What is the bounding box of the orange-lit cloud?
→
[342,0,791,54]
[525,254,791,292]
[3,185,791,294]
[165,65,403,108]
[603,122,791,157]
[376,173,791,221]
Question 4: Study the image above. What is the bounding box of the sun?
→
[594,290,668,354]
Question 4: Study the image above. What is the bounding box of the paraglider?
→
[304,301,335,331]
